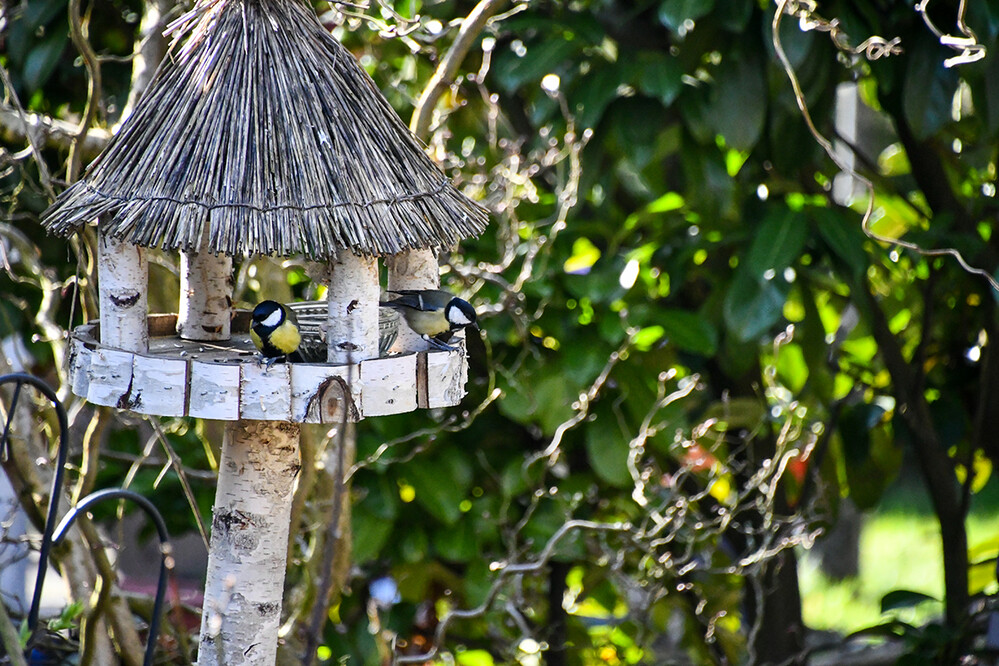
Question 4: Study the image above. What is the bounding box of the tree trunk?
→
[748,550,804,665]
[197,420,301,666]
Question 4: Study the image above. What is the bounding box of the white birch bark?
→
[97,229,148,352]
[326,253,379,365]
[177,226,233,341]
[197,420,301,666]
[385,248,439,352]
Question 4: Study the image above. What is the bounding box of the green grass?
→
[799,476,999,634]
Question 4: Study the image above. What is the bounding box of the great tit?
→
[250,300,302,364]
[380,289,477,351]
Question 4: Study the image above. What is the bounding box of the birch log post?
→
[386,248,439,352]
[197,420,302,666]
[177,226,233,341]
[326,253,380,365]
[97,228,148,352]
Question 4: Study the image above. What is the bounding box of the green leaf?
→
[658,0,715,33]
[352,503,393,562]
[722,271,789,342]
[457,650,496,666]
[564,237,602,274]
[494,38,579,92]
[23,30,68,93]
[433,518,479,561]
[633,51,684,106]
[701,48,766,151]
[814,207,868,277]
[880,589,938,614]
[571,60,623,129]
[585,415,631,487]
[407,456,467,525]
[659,309,718,356]
[633,325,665,351]
[745,209,808,277]
[903,34,959,140]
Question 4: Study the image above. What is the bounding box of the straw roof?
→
[41,0,488,259]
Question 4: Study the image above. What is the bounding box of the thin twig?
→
[410,0,508,140]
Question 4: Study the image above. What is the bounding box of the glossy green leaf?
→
[658,0,715,33]
[572,59,623,129]
[903,33,959,140]
[633,51,684,106]
[746,209,808,277]
[814,208,868,277]
[23,31,67,93]
[722,271,789,342]
[493,38,579,92]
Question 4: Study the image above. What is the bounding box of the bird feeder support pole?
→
[97,227,148,352]
[197,419,301,666]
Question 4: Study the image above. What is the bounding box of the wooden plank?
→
[86,348,137,409]
[130,354,188,417]
[416,352,429,409]
[426,349,468,409]
[69,338,92,399]
[189,361,241,420]
[290,364,361,424]
[240,362,292,421]
[359,354,417,417]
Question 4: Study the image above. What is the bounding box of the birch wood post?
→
[178,226,233,341]
[386,248,439,352]
[97,229,148,352]
[197,420,301,666]
[326,253,380,365]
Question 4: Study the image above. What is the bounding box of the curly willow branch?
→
[772,0,999,293]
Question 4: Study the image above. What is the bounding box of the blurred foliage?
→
[2,0,999,664]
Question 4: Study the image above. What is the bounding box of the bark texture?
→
[197,420,302,666]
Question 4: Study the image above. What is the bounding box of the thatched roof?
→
[41,0,488,259]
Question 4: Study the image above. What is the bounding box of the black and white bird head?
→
[251,300,285,329]
[444,297,478,331]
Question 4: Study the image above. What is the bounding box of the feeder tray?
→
[66,312,467,424]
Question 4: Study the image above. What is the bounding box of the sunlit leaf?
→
[564,237,602,274]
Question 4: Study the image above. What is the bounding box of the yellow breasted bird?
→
[250,300,302,364]
[380,289,477,351]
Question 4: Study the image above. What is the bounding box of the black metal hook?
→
[0,373,172,666]
[0,373,70,640]
[51,488,172,666]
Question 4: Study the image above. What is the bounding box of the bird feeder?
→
[40,0,488,662]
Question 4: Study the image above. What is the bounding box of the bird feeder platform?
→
[67,313,467,423]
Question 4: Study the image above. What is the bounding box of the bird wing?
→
[381,290,450,311]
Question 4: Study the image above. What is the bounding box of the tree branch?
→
[66,0,103,183]
[409,0,507,140]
